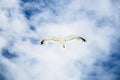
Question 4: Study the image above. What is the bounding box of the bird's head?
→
[40,40,48,45]
[40,40,44,45]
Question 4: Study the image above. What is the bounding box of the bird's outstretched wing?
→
[65,35,86,42]
[40,36,60,45]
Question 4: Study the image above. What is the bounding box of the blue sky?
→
[0,0,120,80]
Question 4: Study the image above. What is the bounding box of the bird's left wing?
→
[65,35,77,41]
[65,35,86,42]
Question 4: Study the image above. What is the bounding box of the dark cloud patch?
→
[87,73,98,80]
[86,10,96,19]
[21,0,43,3]
[0,61,14,80]
[22,8,42,19]
[93,38,120,80]
[20,0,45,19]
[1,48,17,59]
[22,37,39,45]
[0,27,3,32]
[29,25,36,32]
[4,9,12,18]
[20,0,69,19]
[109,39,120,80]
[43,0,69,16]
[0,63,8,80]
[0,74,6,80]
[20,0,46,19]
[111,0,120,7]
[79,9,96,20]
[74,38,120,80]
[74,61,99,80]
[29,38,39,44]
[96,17,114,27]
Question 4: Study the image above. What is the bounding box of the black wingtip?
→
[81,38,87,42]
[40,40,44,45]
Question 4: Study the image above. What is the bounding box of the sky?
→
[0,0,120,80]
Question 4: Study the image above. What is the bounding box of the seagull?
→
[40,35,86,48]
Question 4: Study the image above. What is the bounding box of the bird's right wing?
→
[45,36,60,41]
[41,36,60,44]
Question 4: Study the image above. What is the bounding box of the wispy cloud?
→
[0,0,120,80]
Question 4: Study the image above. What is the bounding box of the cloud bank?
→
[0,0,120,80]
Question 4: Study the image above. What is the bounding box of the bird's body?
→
[40,35,86,48]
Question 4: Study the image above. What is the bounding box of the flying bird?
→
[40,35,86,48]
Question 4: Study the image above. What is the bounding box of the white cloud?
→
[0,0,119,80]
